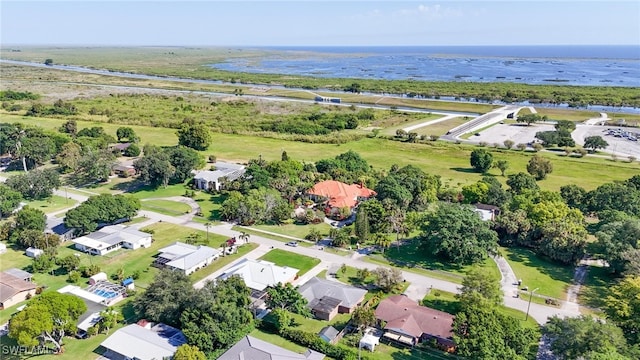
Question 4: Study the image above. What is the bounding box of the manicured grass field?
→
[500,246,574,300]
[258,249,320,276]
[577,264,612,311]
[367,240,500,285]
[140,199,192,216]
[25,195,77,214]
[5,114,637,192]
[249,328,308,353]
[252,222,332,240]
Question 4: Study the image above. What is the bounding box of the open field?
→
[379,113,443,135]
[3,114,638,191]
[258,249,320,276]
[500,247,574,300]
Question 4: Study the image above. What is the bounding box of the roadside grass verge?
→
[232,226,314,247]
[140,199,192,216]
[499,246,574,300]
[189,243,259,284]
[258,249,320,276]
[3,114,639,191]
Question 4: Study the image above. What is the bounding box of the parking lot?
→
[572,125,640,158]
[470,123,555,147]
[469,123,640,159]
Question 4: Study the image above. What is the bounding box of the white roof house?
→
[72,225,152,256]
[154,242,221,275]
[219,258,299,291]
[100,323,186,360]
[193,162,246,191]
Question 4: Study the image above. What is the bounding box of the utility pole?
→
[525,288,539,321]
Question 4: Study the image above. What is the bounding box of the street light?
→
[525,287,539,321]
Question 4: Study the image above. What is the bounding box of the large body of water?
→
[211,45,640,87]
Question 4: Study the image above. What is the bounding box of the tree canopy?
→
[266,282,310,316]
[8,292,87,353]
[470,149,493,173]
[64,194,140,233]
[419,203,498,265]
[0,183,22,217]
[177,123,212,151]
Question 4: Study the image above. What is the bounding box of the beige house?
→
[0,270,37,309]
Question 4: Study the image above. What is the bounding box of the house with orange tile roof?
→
[307,180,376,218]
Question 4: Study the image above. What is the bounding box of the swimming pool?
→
[93,289,117,299]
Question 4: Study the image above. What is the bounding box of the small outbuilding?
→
[318,326,339,344]
[25,247,43,258]
[0,242,6,254]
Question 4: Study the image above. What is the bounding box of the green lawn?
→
[367,240,500,285]
[25,195,77,214]
[192,192,226,222]
[140,199,192,216]
[380,113,442,136]
[578,264,612,311]
[189,243,259,284]
[4,114,638,192]
[258,249,320,276]
[249,328,308,353]
[253,222,332,240]
[500,247,574,300]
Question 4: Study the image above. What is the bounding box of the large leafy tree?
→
[419,203,498,265]
[177,123,212,151]
[453,307,537,359]
[164,146,205,183]
[6,168,60,200]
[596,219,640,275]
[506,172,539,194]
[266,282,310,316]
[585,181,640,217]
[456,269,503,308]
[133,270,195,328]
[526,155,553,180]
[0,184,22,217]
[134,150,175,188]
[583,135,609,153]
[470,149,493,173]
[55,142,82,173]
[116,127,138,143]
[604,275,640,345]
[73,149,116,184]
[180,276,254,353]
[542,315,631,359]
[8,292,87,353]
[174,344,207,360]
[375,165,440,211]
[64,194,140,233]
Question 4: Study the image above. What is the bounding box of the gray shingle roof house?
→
[298,277,367,320]
[100,322,186,360]
[46,216,75,241]
[192,162,246,191]
[218,335,324,360]
[154,242,221,275]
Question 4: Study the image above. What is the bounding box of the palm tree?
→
[239,231,250,244]
[204,222,212,243]
[374,233,392,254]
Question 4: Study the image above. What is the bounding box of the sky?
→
[1,1,639,47]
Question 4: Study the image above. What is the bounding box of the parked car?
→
[285,241,298,247]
